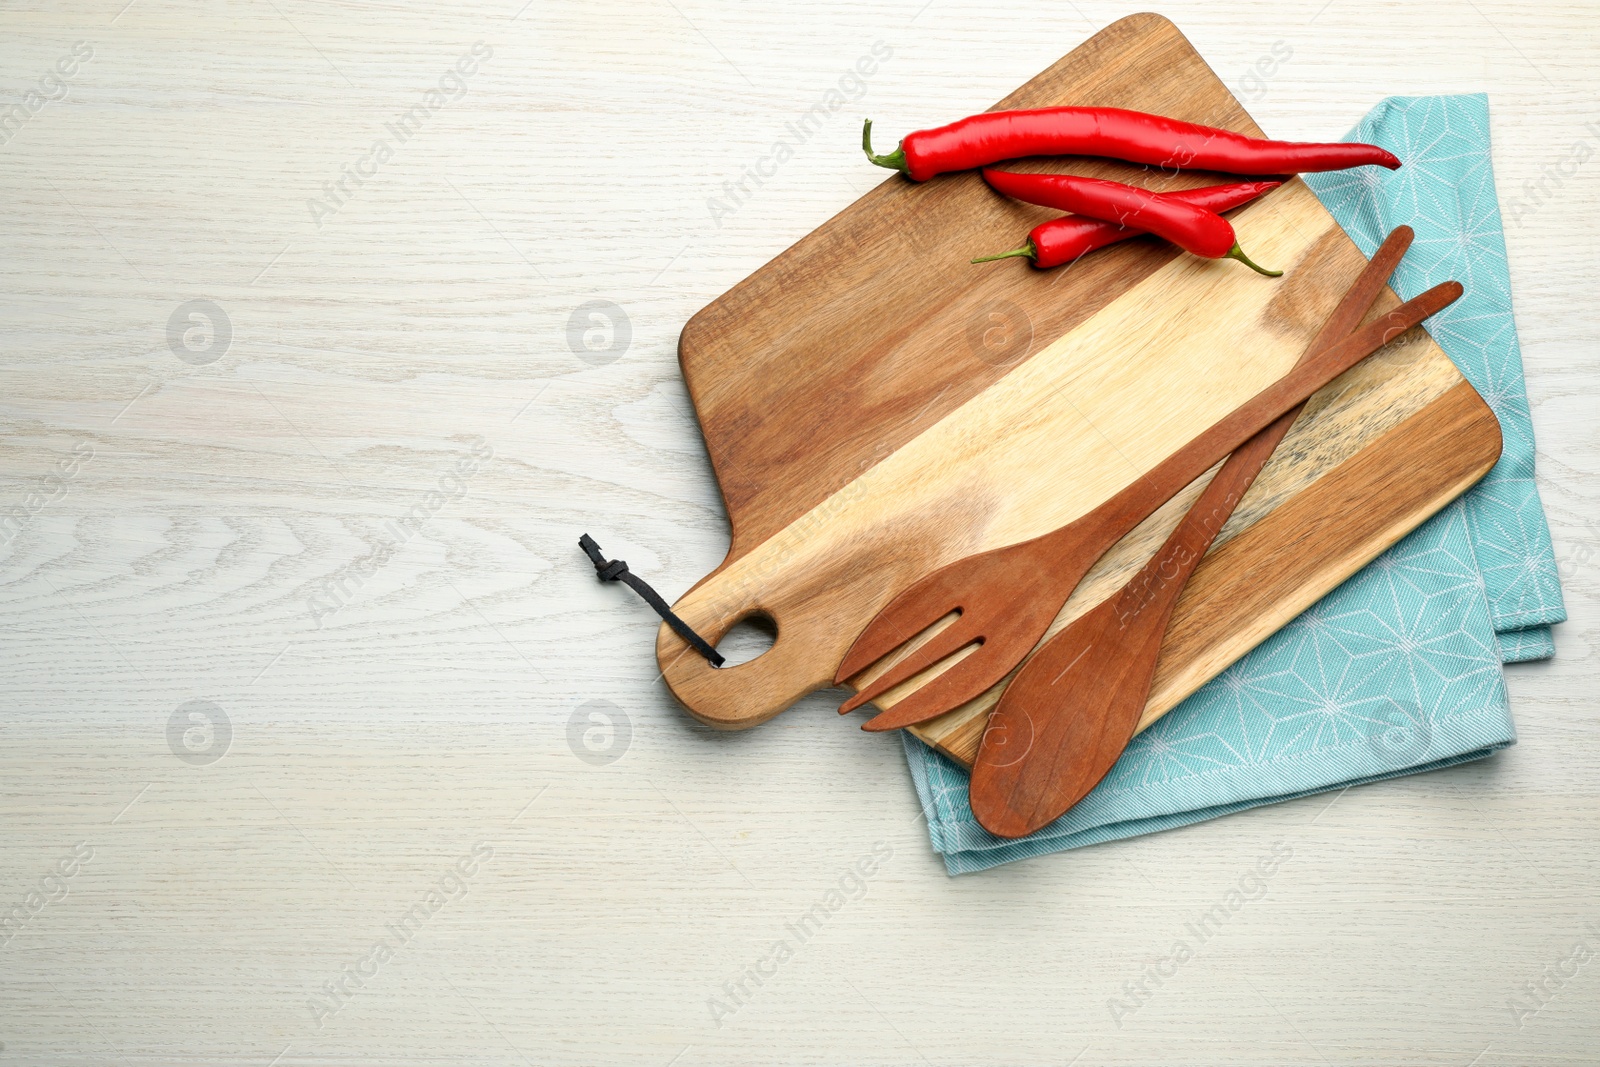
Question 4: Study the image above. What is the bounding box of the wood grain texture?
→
[677,14,1224,561]
[659,18,1498,732]
[2,2,1597,1065]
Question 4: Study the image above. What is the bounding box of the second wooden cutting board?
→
[655,14,1501,759]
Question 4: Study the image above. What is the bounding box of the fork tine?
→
[859,649,1002,732]
[834,574,971,684]
[834,622,919,690]
[837,612,978,713]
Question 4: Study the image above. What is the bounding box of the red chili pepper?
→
[973,179,1281,269]
[981,169,1281,275]
[863,108,1399,182]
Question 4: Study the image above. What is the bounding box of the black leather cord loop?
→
[579,534,725,667]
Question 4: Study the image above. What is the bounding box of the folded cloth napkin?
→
[902,94,1567,875]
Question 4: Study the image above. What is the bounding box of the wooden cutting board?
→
[655,12,1501,765]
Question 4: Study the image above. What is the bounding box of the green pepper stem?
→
[1226,244,1283,277]
[862,119,907,173]
[971,243,1036,265]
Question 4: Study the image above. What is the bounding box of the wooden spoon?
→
[970,226,1422,839]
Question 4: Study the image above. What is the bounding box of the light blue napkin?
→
[902,94,1567,874]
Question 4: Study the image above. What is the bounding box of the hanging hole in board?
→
[715,612,778,667]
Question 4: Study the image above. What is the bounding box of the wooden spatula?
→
[835,272,1463,732]
[969,227,1428,839]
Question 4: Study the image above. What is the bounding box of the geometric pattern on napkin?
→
[1304,93,1565,636]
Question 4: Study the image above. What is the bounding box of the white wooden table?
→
[2,2,1597,1063]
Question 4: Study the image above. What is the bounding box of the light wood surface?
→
[2,2,1597,1065]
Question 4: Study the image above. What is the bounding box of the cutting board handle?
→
[655,569,856,730]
